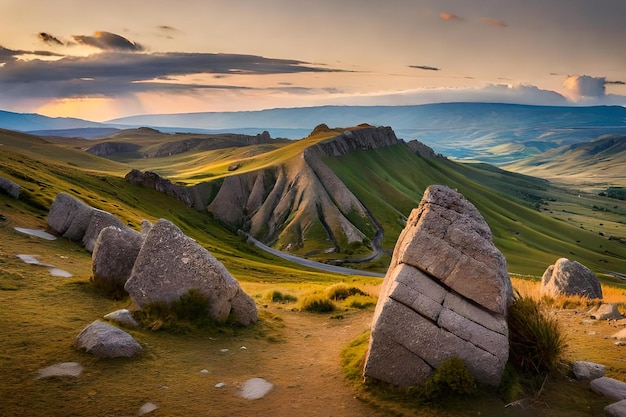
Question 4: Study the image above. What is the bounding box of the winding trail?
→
[242,232,384,278]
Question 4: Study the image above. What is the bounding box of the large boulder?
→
[363,185,512,388]
[92,226,145,295]
[540,258,602,299]
[0,176,20,199]
[124,219,257,325]
[47,193,125,252]
[75,320,142,358]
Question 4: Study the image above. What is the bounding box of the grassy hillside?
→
[323,145,626,278]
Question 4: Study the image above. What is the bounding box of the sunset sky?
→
[1,0,625,121]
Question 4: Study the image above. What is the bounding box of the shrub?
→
[346,294,376,309]
[508,292,567,374]
[263,290,298,303]
[326,283,367,301]
[410,357,477,403]
[300,295,336,313]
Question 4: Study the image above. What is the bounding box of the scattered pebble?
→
[49,268,72,277]
[241,377,274,400]
[220,349,229,353]
[200,369,209,374]
[14,227,57,241]
[138,402,158,415]
[35,362,83,379]
[215,382,226,388]
[240,346,247,350]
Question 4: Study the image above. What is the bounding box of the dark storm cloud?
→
[38,32,64,46]
[72,31,144,52]
[0,48,344,99]
[409,65,441,72]
[0,45,63,63]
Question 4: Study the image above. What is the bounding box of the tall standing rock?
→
[124,219,257,325]
[540,258,602,299]
[363,185,512,387]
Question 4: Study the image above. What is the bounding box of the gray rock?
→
[591,377,626,400]
[540,258,602,299]
[0,176,20,199]
[92,226,145,295]
[82,209,126,252]
[124,219,257,325]
[240,377,273,399]
[138,402,158,415]
[572,361,605,380]
[590,304,623,320]
[47,193,93,240]
[35,362,83,379]
[75,320,142,358]
[606,399,626,417]
[363,185,512,388]
[230,289,259,326]
[103,309,139,328]
[611,328,626,340]
[141,219,153,234]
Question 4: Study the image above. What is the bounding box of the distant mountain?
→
[0,110,104,132]
[108,103,626,163]
[2,103,626,164]
[502,134,626,187]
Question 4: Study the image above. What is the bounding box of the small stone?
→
[35,362,83,379]
[220,349,229,353]
[103,309,139,328]
[241,377,273,399]
[215,382,226,388]
[572,361,605,380]
[591,377,626,400]
[605,399,626,417]
[138,402,158,415]
[200,369,209,374]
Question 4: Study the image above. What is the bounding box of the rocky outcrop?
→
[0,176,20,199]
[540,258,602,299]
[92,226,145,296]
[125,169,215,211]
[305,125,400,157]
[47,193,125,252]
[146,131,274,158]
[75,320,142,358]
[124,219,257,325]
[406,139,440,158]
[86,142,140,157]
[363,185,512,388]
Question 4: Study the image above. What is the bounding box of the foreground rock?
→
[572,361,605,380]
[606,399,626,417]
[0,176,20,199]
[591,377,626,400]
[92,226,145,296]
[124,219,257,325]
[75,320,142,358]
[590,304,623,320]
[103,309,139,328]
[540,258,602,299]
[363,185,512,388]
[240,377,274,399]
[47,193,125,252]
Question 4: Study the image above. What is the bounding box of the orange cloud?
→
[480,17,507,28]
[440,12,462,21]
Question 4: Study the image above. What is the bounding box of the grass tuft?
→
[326,283,367,300]
[133,289,213,333]
[508,292,567,375]
[409,357,477,403]
[263,289,298,303]
[300,294,336,313]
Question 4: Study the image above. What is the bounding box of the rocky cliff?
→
[125,125,430,257]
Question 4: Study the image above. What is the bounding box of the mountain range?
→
[3,103,626,164]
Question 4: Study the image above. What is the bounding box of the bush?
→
[346,294,376,309]
[263,290,297,303]
[411,357,477,403]
[508,293,567,374]
[326,284,367,301]
[300,295,336,313]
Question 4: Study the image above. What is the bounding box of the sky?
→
[1,0,625,121]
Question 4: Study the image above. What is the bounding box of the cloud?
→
[562,74,605,100]
[0,45,63,64]
[0,46,344,100]
[440,12,462,21]
[72,31,144,52]
[38,32,64,46]
[607,80,626,85]
[409,65,441,71]
[480,17,507,28]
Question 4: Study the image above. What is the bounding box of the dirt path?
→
[233,308,384,417]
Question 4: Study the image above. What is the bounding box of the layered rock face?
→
[363,185,512,387]
[540,258,602,299]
